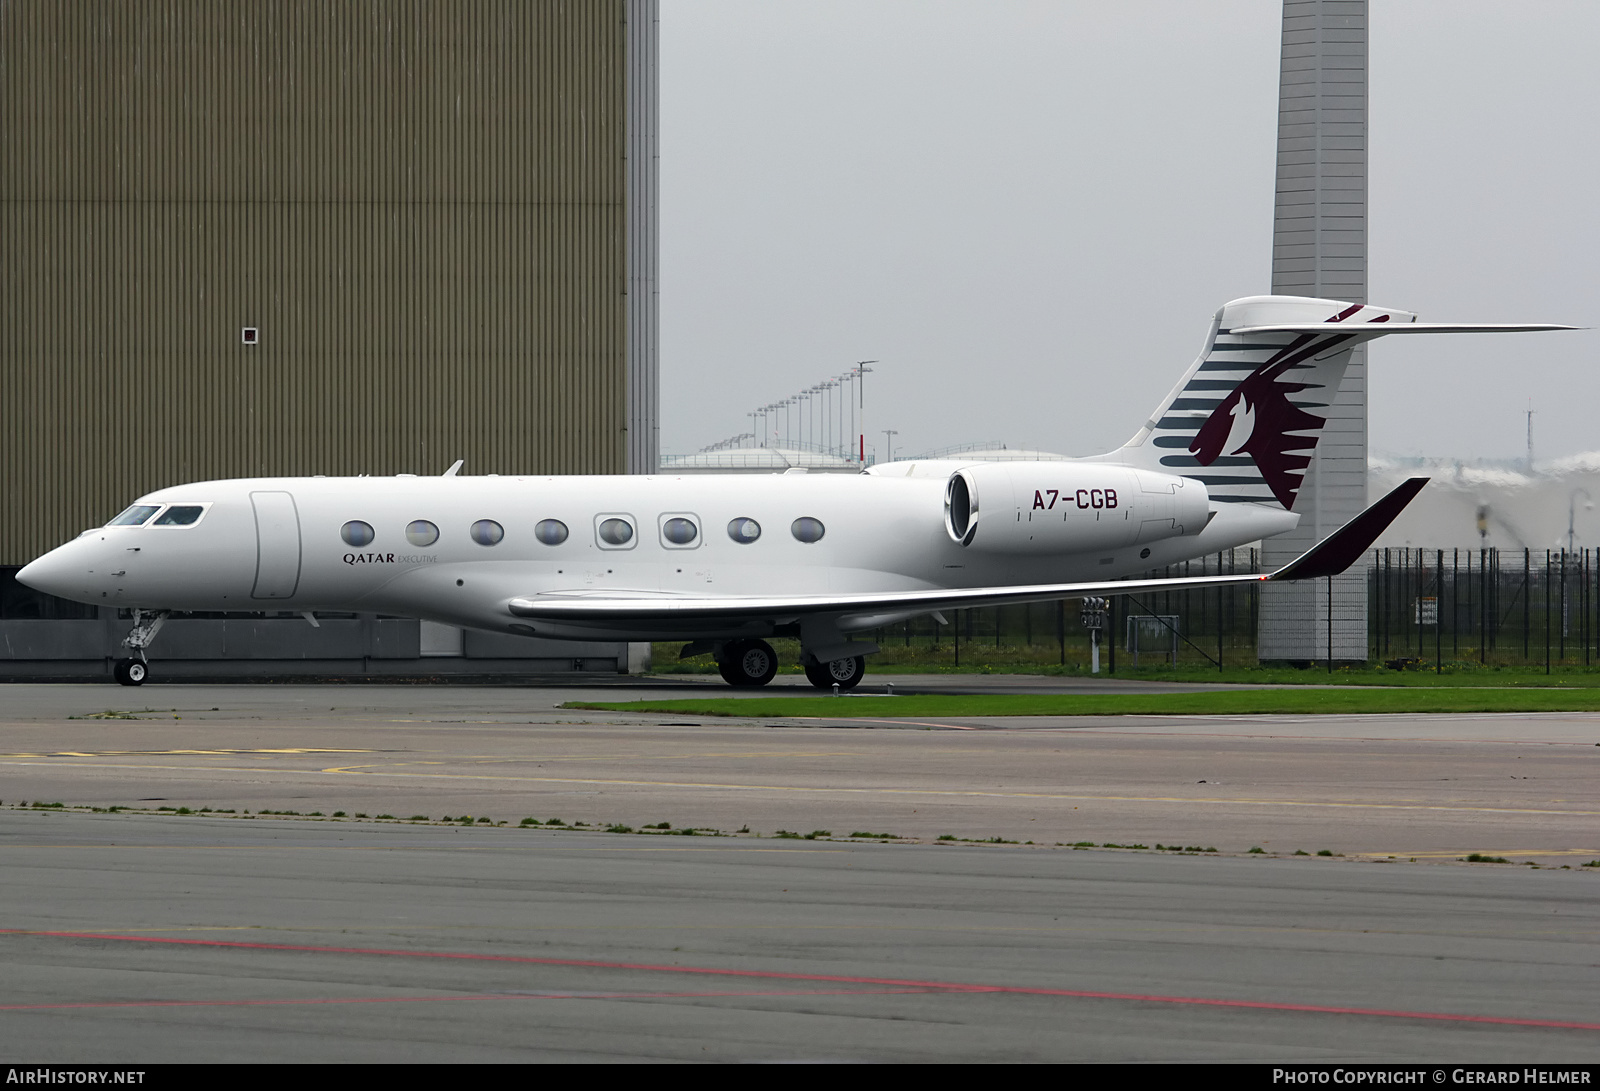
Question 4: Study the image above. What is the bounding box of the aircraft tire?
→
[114,659,148,687]
[719,639,778,687]
[804,655,864,691]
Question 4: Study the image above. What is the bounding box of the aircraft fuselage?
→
[20,465,1289,643]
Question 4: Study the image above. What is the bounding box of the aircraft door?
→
[250,491,302,600]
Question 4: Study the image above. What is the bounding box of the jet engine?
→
[944,462,1209,554]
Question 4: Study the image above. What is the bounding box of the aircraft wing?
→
[506,479,1427,624]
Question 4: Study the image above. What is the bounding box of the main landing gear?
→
[716,638,779,687]
[114,609,169,687]
[708,639,868,691]
[705,636,872,691]
[803,654,865,691]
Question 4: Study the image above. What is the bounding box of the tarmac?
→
[0,675,1596,1062]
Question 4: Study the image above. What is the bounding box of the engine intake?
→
[944,472,976,545]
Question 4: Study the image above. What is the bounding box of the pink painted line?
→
[7,930,1598,1032]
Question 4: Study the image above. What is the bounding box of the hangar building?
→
[0,1,659,678]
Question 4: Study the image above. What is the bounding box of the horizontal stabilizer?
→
[1230,323,1577,336]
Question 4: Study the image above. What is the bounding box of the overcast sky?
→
[658,1,1598,465]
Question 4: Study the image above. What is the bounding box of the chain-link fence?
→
[863,547,1598,671]
[867,549,1264,671]
[1370,547,1595,669]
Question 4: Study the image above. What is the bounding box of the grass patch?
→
[1464,853,1511,863]
[1100,664,1600,688]
[650,643,1600,687]
[566,687,1600,719]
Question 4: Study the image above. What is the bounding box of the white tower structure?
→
[1257,0,1369,661]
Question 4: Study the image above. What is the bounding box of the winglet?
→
[1269,478,1428,582]
[443,459,464,477]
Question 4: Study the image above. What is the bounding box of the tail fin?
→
[1103,295,1572,510]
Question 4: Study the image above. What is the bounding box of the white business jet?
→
[18,295,1572,687]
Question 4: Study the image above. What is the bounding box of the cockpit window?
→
[152,505,206,526]
[107,505,161,527]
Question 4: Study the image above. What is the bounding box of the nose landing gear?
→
[114,609,169,687]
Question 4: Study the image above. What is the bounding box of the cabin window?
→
[341,520,376,547]
[535,519,569,545]
[791,517,826,543]
[470,520,504,546]
[152,505,206,526]
[596,516,635,549]
[406,520,439,547]
[660,515,699,547]
[108,505,161,527]
[727,517,761,544]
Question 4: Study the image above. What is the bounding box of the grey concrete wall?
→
[0,616,632,682]
[1258,0,1370,661]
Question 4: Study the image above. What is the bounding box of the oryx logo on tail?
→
[1189,304,1382,509]
[1099,294,1566,511]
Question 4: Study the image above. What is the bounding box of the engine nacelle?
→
[944,463,1209,554]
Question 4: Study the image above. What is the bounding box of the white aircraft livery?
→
[18,295,1573,687]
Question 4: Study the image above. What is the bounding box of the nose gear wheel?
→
[114,609,168,686]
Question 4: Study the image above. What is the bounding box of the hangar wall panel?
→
[0,1,644,564]
[625,0,660,475]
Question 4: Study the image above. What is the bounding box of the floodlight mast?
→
[855,360,877,463]
[725,362,878,463]
[825,380,837,457]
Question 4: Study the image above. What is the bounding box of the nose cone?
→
[17,545,90,603]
